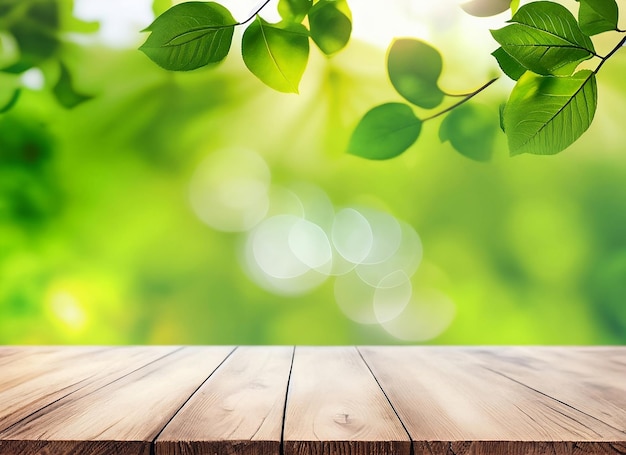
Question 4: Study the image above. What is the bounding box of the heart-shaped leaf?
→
[242,17,309,93]
[504,70,597,156]
[308,0,352,55]
[575,0,619,36]
[440,103,498,162]
[278,0,313,23]
[348,103,422,160]
[387,39,445,109]
[140,2,236,71]
[491,1,595,76]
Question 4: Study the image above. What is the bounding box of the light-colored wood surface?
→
[0,346,176,433]
[283,347,411,455]
[358,347,626,455]
[156,346,293,455]
[0,346,624,455]
[469,346,626,433]
[0,346,233,455]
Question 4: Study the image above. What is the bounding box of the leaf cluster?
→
[347,38,499,162]
[0,0,96,112]
[350,0,625,160]
[492,0,623,156]
[140,0,353,93]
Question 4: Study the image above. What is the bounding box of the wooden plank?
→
[359,347,626,455]
[467,346,626,433]
[283,346,410,455]
[0,346,109,373]
[0,346,177,432]
[0,346,234,455]
[0,346,624,455]
[156,346,293,455]
[0,346,103,388]
[0,346,46,364]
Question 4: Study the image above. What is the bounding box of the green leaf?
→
[504,70,597,156]
[387,39,445,109]
[460,0,511,17]
[278,0,312,23]
[0,89,21,114]
[440,103,498,162]
[0,0,60,73]
[510,0,520,15]
[308,0,352,56]
[152,0,172,16]
[53,63,93,109]
[139,2,236,71]
[348,103,422,160]
[575,0,619,36]
[492,47,526,80]
[491,1,595,76]
[242,17,309,93]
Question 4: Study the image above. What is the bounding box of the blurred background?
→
[1,0,625,345]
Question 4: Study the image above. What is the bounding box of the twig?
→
[423,77,499,122]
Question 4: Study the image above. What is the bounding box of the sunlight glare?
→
[49,292,88,332]
[382,289,456,341]
[356,221,423,287]
[331,208,373,264]
[190,148,270,232]
[373,271,412,323]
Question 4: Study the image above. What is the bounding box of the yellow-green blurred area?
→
[1,0,625,345]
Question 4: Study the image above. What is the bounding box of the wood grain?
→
[283,346,411,455]
[0,346,233,455]
[156,346,293,455]
[0,346,102,391]
[359,346,626,455]
[0,346,624,455]
[467,346,626,433]
[0,346,176,433]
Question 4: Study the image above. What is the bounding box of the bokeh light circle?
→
[373,271,412,323]
[334,271,378,325]
[288,218,333,271]
[189,148,270,232]
[357,207,403,265]
[381,288,456,341]
[331,208,373,264]
[356,220,423,286]
[243,214,330,295]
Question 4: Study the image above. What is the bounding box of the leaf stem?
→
[422,77,498,122]
[595,35,626,74]
[238,0,273,26]
[442,90,476,98]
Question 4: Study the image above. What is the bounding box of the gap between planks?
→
[0,346,624,455]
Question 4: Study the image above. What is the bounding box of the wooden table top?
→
[0,346,624,455]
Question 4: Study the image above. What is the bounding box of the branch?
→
[423,77,498,122]
[238,0,273,26]
[595,35,626,74]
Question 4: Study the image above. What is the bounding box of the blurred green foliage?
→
[0,1,625,345]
